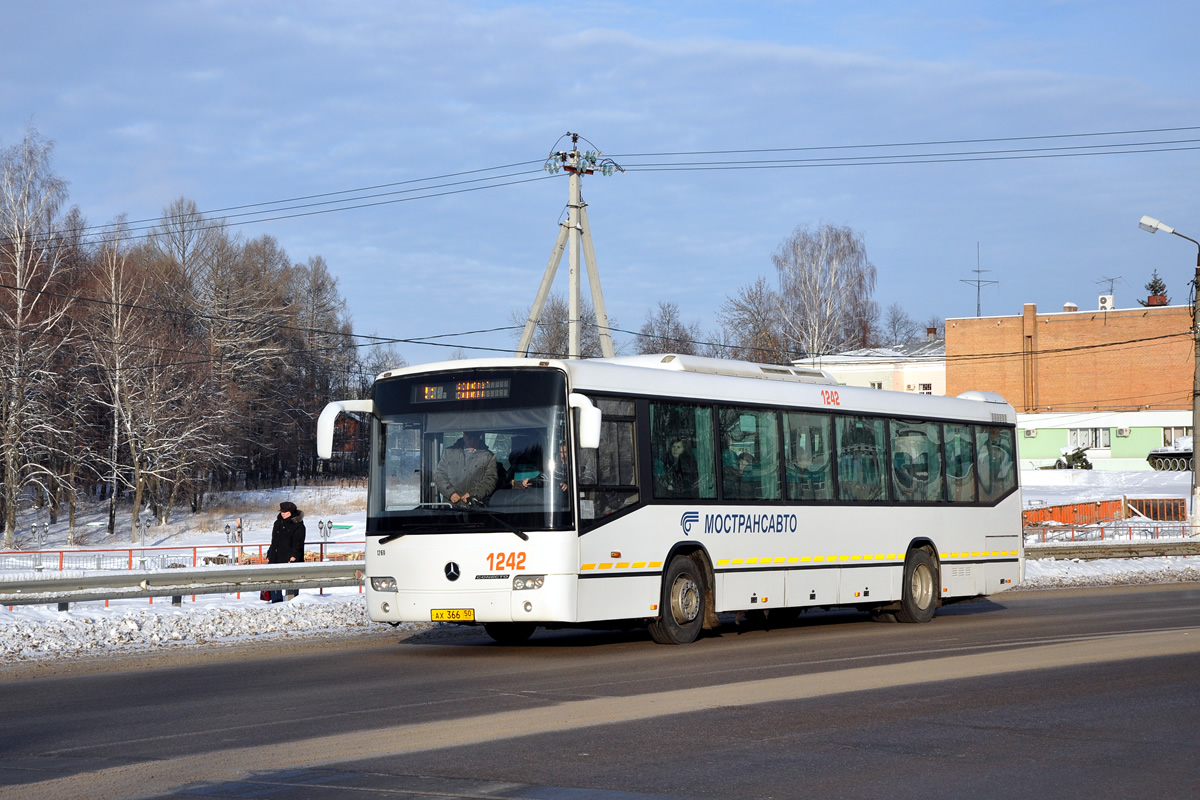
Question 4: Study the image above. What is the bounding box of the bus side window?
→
[784,411,833,501]
[976,425,1016,503]
[718,406,780,501]
[582,397,640,520]
[835,415,887,502]
[649,401,715,500]
[945,423,977,502]
[890,419,944,503]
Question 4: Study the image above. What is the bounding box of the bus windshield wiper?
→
[378,518,481,544]
[457,506,529,540]
[378,524,447,544]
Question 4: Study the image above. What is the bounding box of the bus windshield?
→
[367,368,574,534]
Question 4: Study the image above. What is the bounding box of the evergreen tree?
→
[1138,270,1169,306]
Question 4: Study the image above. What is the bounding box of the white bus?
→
[317,354,1022,645]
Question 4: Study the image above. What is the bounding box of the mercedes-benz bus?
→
[317,354,1022,645]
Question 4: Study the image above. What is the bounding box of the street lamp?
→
[1139,215,1200,530]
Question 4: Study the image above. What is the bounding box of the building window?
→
[869,381,884,390]
[919,383,932,395]
[1163,426,1193,447]
[1069,428,1110,450]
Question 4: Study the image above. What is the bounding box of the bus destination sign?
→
[414,379,512,403]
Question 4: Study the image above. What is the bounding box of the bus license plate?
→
[431,608,474,621]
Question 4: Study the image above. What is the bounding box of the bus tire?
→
[895,549,938,624]
[483,622,536,644]
[648,555,706,645]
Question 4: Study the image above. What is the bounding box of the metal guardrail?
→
[0,541,366,572]
[1025,540,1200,560]
[0,561,363,609]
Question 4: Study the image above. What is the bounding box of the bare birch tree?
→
[0,128,76,549]
[773,223,878,358]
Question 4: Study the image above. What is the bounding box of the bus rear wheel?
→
[483,622,536,644]
[648,555,706,645]
[895,549,938,623]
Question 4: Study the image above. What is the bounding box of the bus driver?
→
[435,431,498,506]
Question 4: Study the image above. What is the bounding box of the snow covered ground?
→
[1,472,1197,665]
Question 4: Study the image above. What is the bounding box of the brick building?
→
[945,301,1192,413]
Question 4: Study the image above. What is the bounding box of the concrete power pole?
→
[516,133,622,359]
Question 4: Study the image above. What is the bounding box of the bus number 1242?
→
[487,551,526,571]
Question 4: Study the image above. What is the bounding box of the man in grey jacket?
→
[434,431,498,506]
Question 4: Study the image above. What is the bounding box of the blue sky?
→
[3,1,1199,365]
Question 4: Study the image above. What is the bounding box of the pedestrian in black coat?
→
[267,501,306,603]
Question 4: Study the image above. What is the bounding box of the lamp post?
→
[1139,215,1200,529]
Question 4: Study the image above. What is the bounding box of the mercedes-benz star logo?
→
[444,562,461,581]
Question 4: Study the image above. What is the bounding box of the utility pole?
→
[960,242,999,317]
[1138,216,1200,528]
[516,133,622,359]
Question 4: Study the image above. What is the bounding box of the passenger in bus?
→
[720,442,752,499]
[553,439,594,492]
[506,435,545,490]
[435,431,498,506]
[655,438,699,497]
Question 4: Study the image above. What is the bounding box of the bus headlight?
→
[513,575,545,590]
[371,576,398,592]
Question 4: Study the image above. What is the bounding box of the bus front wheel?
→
[483,622,537,644]
[648,555,706,645]
[895,549,938,623]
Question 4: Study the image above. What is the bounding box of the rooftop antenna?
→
[516,132,623,359]
[960,242,999,317]
[1096,275,1121,297]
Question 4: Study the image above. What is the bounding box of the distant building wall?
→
[817,361,944,394]
[947,302,1191,412]
[1016,410,1191,470]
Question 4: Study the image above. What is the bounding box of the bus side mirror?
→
[317,400,375,459]
[568,393,602,449]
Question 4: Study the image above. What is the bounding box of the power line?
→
[608,125,1200,158]
[619,143,1200,172]
[22,124,1198,246]
[66,160,548,239]
[44,173,560,249]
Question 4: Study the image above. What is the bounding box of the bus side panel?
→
[576,575,662,622]
[940,561,985,598]
[784,566,840,608]
[715,570,786,612]
[837,565,897,605]
[984,560,1021,595]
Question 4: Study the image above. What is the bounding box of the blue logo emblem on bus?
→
[680,511,700,536]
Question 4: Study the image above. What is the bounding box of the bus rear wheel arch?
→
[895,547,939,623]
[648,553,710,645]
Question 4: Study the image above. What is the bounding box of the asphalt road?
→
[2,583,1199,800]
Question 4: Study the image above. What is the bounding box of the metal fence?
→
[1024,522,1194,545]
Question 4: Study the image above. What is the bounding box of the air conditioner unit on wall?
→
[1023,428,1037,438]
[1116,427,1131,437]
[1098,294,1114,311]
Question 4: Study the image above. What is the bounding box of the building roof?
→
[818,338,945,363]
